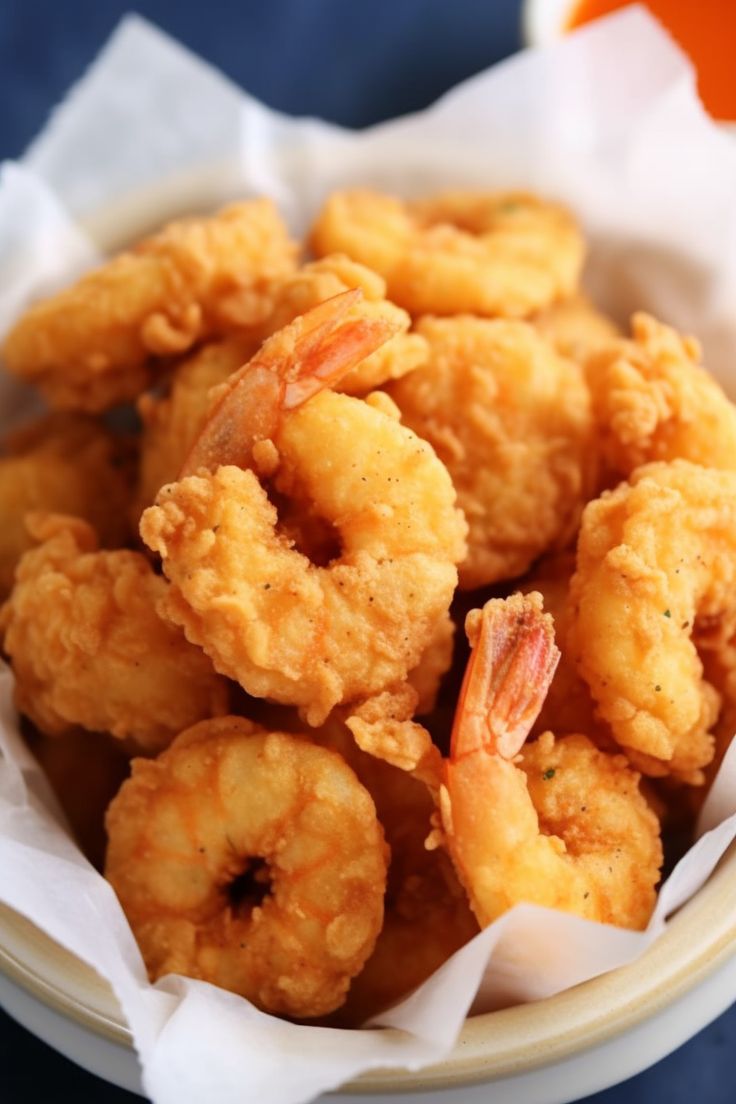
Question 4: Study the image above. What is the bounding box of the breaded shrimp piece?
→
[567,461,736,778]
[135,336,256,515]
[253,254,428,395]
[105,716,388,1018]
[316,713,476,1024]
[141,293,466,726]
[520,554,609,742]
[440,594,662,930]
[311,189,584,318]
[133,256,429,514]
[586,313,736,478]
[389,316,594,588]
[533,293,620,362]
[407,611,455,717]
[0,413,133,596]
[0,515,229,751]
[3,200,297,412]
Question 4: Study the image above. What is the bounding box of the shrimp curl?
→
[141,291,467,725]
[441,593,662,930]
[105,716,388,1018]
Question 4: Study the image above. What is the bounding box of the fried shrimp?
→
[0,515,228,751]
[586,313,736,479]
[407,611,455,716]
[310,189,584,317]
[141,292,467,725]
[440,594,662,930]
[567,461,736,779]
[0,413,133,597]
[253,254,428,395]
[105,716,388,1018]
[134,256,429,512]
[3,200,297,412]
[135,336,256,514]
[533,293,620,363]
[339,757,476,1023]
[388,316,594,588]
[520,554,605,742]
[315,710,476,1023]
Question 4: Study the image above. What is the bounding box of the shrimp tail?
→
[451,592,560,762]
[181,289,400,475]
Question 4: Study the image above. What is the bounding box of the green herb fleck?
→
[543,768,556,781]
[663,609,672,618]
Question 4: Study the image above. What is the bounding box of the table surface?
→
[1,1,735,1101]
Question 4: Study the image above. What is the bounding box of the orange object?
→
[567,0,736,120]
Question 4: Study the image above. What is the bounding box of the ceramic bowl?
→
[2,172,736,1104]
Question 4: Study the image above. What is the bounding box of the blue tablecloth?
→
[1,2,734,1101]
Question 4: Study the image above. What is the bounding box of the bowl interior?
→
[1,166,736,1093]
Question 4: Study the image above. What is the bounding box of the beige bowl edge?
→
[1,840,736,1093]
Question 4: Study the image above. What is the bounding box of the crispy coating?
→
[389,317,594,588]
[253,255,428,394]
[567,461,736,778]
[407,611,455,717]
[310,189,584,317]
[442,596,662,930]
[135,336,256,515]
[517,732,662,928]
[141,388,466,725]
[0,413,133,597]
[521,554,609,743]
[105,716,388,1018]
[533,293,620,362]
[134,256,429,514]
[0,515,229,751]
[586,313,736,479]
[318,715,476,1024]
[3,200,297,412]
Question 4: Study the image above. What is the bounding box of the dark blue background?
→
[1,2,734,1101]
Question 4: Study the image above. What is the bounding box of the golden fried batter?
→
[105,716,388,1018]
[1,515,229,751]
[311,189,584,317]
[317,715,476,1024]
[389,316,594,588]
[135,336,256,515]
[0,413,133,597]
[407,611,455,717]
[3,200,297,411]
[134,255,429,514]
[586,313,736,479]
[442,596,662,931]
[520,554,610,743]
[533,293,620,362]
[253,254,428,394]
[568,461,736,778]
[141,297,466,725]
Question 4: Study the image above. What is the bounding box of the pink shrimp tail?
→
[451,593,560,762]
[181,289,400,475]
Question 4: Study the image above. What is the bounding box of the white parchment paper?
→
[2,8,736,1103]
